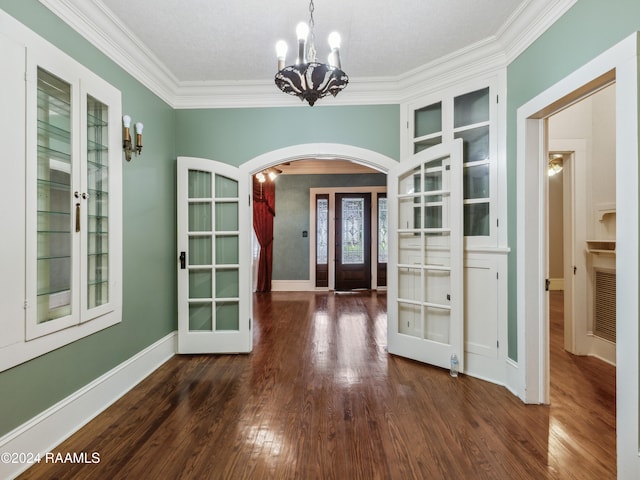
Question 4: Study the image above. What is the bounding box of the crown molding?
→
[499,0,578,64]
[38,0,179,105]
[38,0,577,109]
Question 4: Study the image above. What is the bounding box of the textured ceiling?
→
[99,0,525,83]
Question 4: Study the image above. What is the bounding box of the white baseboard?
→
[549,278,564,290]
[0,332,176,480]
[271,280,314,291]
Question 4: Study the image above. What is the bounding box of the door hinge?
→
[446,293,451,301]
[497,340,499,348]
[496,218,499,228]
[545,278,550,291]
[496,94,499,103]
[249,194,251,206]
[496,272,499,280]
[249,318,252,329]
[573,266,577,275]
[23,300,28,310]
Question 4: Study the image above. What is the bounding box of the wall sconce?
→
[123,115,144,161]
[255,168,282,183]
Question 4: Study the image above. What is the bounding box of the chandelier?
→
[274,0,348,106]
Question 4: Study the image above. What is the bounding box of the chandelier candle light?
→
[274,0,348,106]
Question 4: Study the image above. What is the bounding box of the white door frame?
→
[516,32,639,476]
[309,186,387,291]
[547,140,588,356]
[241,143,398,288]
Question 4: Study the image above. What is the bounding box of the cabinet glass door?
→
[36,68,74,325]
[453,87,491,236]
[86,95,110,311]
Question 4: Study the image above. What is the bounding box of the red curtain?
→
[253,177,276,292]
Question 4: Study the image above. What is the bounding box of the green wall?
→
[174,105,400,165]
[506,0,640,359]
[0,1,177,435]
[273,173,387,280]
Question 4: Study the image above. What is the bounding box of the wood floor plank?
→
[19,291,615,479]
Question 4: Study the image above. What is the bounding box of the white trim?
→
[241,143,398,175]
[309,186,387,291]
[271,280,315,292]
[516,32,639,477]
[0,7,123,372]
[37,0,576,109]
[0,332,176,480]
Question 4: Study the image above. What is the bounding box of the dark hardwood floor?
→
[20,290,616,479]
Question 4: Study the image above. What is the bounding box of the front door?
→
[335,193,371,290]
[176,156,251,354]
[387,140,464,371]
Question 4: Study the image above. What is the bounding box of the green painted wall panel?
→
[175,105,400,165]
[506,0,640,360]
[0,1,177,435]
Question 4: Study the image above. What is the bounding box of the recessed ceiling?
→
[97,0,525,83]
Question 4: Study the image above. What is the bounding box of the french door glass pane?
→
[215,269,239,297]
[215,202,239,231]
[215,235,239,264]
[189,270,212,298]
[189,236,212,265]
[424,305,450,343]
[398,268,420,301]
[189,170,211,198]
[189,203,212,231]
[398,303,421,337]
[341,198,365,264]
[189,303,212,331]
[216,302,240,330]
[424,269,451,305]
[215,174,238,198]
[37,68,72,324]
[87,95,109,309]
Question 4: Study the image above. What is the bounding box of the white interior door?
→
[388,140,464,371]
[177,156,251,353]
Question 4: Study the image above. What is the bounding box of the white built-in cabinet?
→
[0,12,122,372]
[402,75,509,382]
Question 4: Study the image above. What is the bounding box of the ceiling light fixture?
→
[274,0,348,106]
[548,154,563,176]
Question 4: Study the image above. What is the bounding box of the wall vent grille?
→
[594,269,616,343]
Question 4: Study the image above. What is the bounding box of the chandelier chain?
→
[308,0,317,62]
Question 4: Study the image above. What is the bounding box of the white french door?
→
[177,156,251,353]
[387,140,464,371]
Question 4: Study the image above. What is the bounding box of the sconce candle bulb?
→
[122,114,144,161]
